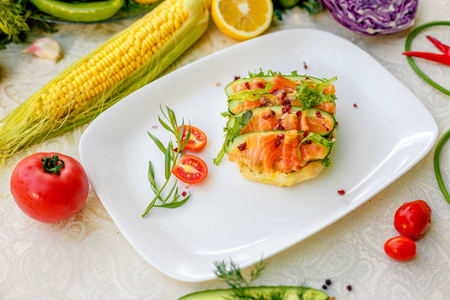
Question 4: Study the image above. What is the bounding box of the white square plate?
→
[79,28,438,282]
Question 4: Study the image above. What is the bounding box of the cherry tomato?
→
[172,155,208,184]
[10,152,89,223]
[178,125,207,151]
[394,200,431,240]
[384,236,416,261]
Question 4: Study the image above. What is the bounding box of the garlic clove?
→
[23,38,63,63]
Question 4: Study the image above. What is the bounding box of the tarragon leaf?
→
[147,131,167,154]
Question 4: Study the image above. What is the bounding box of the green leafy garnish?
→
[142,106,191,217]
[229,83,274,101]
[248,69,281,78]
[214,110,252,165]
[299,132,334,168]
[294,77,337,110]
[0,0,56,49]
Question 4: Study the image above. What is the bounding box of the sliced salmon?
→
[228,131,308,174]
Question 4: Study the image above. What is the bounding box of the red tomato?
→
[10,152,89,223]
[179,125,207,151]
[172,155,208,184]
[394,200,431,240]
[384,236,416,261]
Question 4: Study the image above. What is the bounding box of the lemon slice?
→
[211,0,273,41]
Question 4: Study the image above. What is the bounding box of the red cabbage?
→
[321,0,419,35]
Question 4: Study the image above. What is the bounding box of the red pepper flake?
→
[185,185,191,188]
[173,147,178,152]
[282,103,291,114]
[335,121,339,126]
[338,190,345,196]
[244,82,250,89]
[353,103,358,108]
[234,75,241,80]
[275,139,281,147]
[152,125,158,129]
[274,123,285,130]
[255,82,265,89]
[296,111,302,117]
[303,132,308,138]
[215,82,221,86]
[315,111,322,118]
[181,191,187,197]
[237,142,247,151]
[282,99,290,106]
[275,134,284,147]
[303,61,308,69]
[262,110,276,119]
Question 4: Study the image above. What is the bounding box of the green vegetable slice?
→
[404,21,450,96]
[434,128,450,205]
[28,0,125,22]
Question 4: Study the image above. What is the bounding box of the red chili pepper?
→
[403,35,450,66]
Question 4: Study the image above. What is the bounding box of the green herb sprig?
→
[294,77,337,110]
[214,259,266,298]
[142,106,192,217]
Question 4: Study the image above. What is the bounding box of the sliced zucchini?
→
[225,75,324,97]
[178,286,329,300]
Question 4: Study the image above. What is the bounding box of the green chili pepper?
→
[29,0,125,23]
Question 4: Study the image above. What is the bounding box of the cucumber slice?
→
[225,75,324,97]
[304,108,336,136]
[179,286,329,300]
[226,106,335,137]
[224,130,290,154]
[225,131,333,161]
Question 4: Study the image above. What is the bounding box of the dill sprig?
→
[142,106,192,217]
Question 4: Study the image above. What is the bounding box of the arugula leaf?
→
[299,132,335,168]
[214,110,252,165]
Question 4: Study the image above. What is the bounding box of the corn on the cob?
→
[0,0,210,169]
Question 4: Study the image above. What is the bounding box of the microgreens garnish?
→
[142,106,192,217]
[294,77,337,110]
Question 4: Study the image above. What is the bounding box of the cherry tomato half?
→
[172,155,208,184]
[10,152,89,223]
[384,236,416,261]
[394,200,431,240]
[179,125,207,151]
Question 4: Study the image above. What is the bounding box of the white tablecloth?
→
[1,1,450,299]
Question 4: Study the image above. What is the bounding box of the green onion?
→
[404,21,450,96]
[434,128,450,205]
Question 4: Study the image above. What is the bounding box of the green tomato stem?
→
[41,155,64,175]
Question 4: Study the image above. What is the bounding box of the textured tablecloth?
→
[1,1,450,299]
